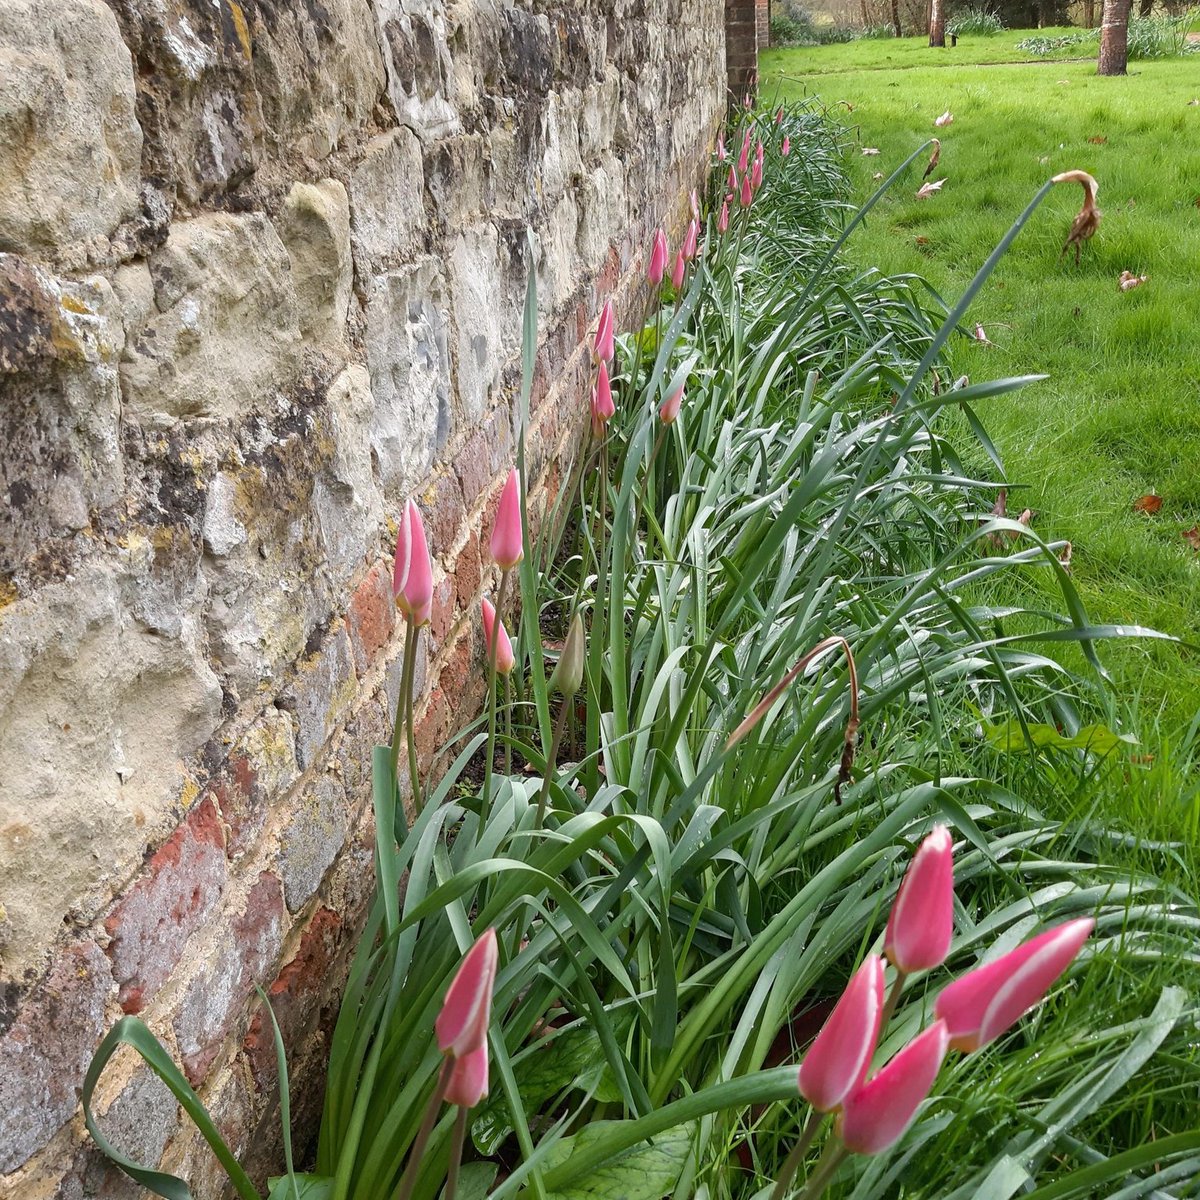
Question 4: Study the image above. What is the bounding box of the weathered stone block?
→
[0,940,112,1172]
[89,1066,179,1184]
[448,223,510,423]
[278,180,352,347]
[0,562,222,985]
[120,212,300,424]
[105,797,227,1014]
[0,0,142,260]
[279,625,357,771]
[278,774,348,913]
[174,872,287,1085]
[375,0,460,140]
[365,258,453,495]
[348,128,426,276]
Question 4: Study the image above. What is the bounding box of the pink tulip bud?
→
[737,129,752,175]
[743,93,752,109]
[395,499,433,626]
[934,917,1093,1052]
[392,504,412,600]
[648,228,669,287]
[782,135,790,157]
[727,165,738,193]
[750,149,763,191]
[591,358,615,437]
[671,248,686,290]
[593,299,615,364]
[659,384,684,425]
[718,200,730,234]
[837,1020,949,1155]
[717,133,727,161]
[739,173,754,208]
[491,469,524,571]
[775,106,784,125]
[444,1042,489,1108]
[682,218,699,261]
[798,955,885,1113]
[481,597,515,675]
[435,928,498,1059]
[884,825,954,974]
[690,188,700,221]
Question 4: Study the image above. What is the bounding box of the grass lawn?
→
[764,38,1200,762]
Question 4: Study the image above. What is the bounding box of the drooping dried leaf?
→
[915,235,930,245]
[1133,494,1163,515]
[1118,270,1148,291]
[915,179,945,200]
[991,489,1008,518]
[1059,541,1073,570]
[1087,135,1107,144]
[1007,508,1034,539]
[1184,525,1200,552]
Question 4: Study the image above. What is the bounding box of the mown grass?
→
[764,41,1200,767]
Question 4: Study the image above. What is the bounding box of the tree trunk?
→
[1083,0,1095,26]
[1098,0,1133,73]
[929,0,945,46]
[1137,0,1152,15]
[861,0,870,27]
[891,0,902,36]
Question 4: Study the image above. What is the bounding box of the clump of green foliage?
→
[947,6,1005,35]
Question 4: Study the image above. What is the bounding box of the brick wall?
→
[726,0,767,99]
[0,0,727,1194]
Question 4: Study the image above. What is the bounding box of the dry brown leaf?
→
[915,235,930,245]
[1119,270,1148,292]
[1184,525,1200,552]
[862,147,881,156]
[872,171,885,181]
[1133,494,1163,514]
[991,489,1008,519]
[1059,541,1073,570]
[1087,135,1107,144]
[934,110,954,127]
[915,179,945,200]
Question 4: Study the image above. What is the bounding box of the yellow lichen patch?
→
[226,0,253,60]
[178,776,202,811]
[60,294,92,315]
[0,579,19,610]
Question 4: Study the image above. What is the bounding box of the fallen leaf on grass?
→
[1059,541,1073,570]
[872,171,885,181]
[915,179,945,199]
[1008,508,1034,538]
[1189,99,1200,106]
[1133,494,1163,514]
[861,147,881,156]
[1184,525,1200,552]
[1119,270,1148,291]
[973,323,993,344]
[1087,135,1107,144]
[915,235,930,244]
[992,489,1008,518]
[951,374,970,390]
[935,110,954,127]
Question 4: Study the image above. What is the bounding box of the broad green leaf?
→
[542,1122,693,1200]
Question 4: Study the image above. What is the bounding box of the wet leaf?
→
[1183,525,1200,552]
[985,719,1137,756]
[543,1122,692,1200]
[1133,494,1163,515]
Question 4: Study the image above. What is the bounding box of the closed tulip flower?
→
[718,199,730,234]
[490,469,523,571]
[591,359,615,437]
[594,299,615,363]
[884,825,954,974]
[435,928,498,1060]
[481,597,515,675]
[671,247,686,290]
[798,955,885,1113]
[738,128,752,175]
[659,384,684,425]
[548,612,585,697]
[739,173,754,208]
[782,135,791,157]
[837,1020,949,1155]
[682,218,699,260]
[392,503,412,600]
[934,917,1093,1052]
[396,499,433,626]
[717,133,727,161]
[751,143,763,190]
[727,164,738,193]
[648,228,669,286]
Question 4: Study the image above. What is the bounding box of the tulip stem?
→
[503,674,512,776]
[769,1108,826,1200]
[637,424,668,521]
[880,968,908,1033]
[793,1140,849,1200]
[444,1105,469,1200]
[389,617,412,782]
[479,568,511,839]
[394,1056,452,1200]
[405,623,423,813]
[535,696,572,829]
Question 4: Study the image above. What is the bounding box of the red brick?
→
[105,797,227,1014]
[244,907,342,1090]
[414,685,451,765]
[452,529,482,608]
[429,572,457,643]
[422,471,464,554]
[175,873,287,1087]
[454,429,492,508]
[346,559,396,678]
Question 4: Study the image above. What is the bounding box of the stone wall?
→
[0,1,733,1195]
